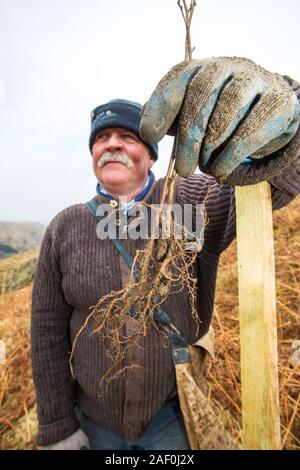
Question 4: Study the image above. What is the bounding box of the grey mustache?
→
[97,152,134,168]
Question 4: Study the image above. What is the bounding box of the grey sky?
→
[0,0,299,225]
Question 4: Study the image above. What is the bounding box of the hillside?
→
[0,251,39,296]
[0,196,299,450]
[0,222,45,259]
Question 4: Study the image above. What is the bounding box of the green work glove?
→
[140,57,300,185]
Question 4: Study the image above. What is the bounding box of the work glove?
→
[140,57,300,186]
[43,428,89,450]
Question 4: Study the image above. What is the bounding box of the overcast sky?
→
[0,0,299,225]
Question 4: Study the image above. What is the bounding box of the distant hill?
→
[0,221,45,259]
[0,250,39,293]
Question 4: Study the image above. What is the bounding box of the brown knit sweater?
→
[31,166,300,446]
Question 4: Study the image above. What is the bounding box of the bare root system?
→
[70,199,207,389]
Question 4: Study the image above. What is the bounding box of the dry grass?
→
[0,197,299,450]
[0,285,37,449]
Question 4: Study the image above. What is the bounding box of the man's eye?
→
[95,133,107,141]
[122,134,137,142]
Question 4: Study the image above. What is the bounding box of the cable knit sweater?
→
[31,164,300,446]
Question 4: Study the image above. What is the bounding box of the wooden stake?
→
[235,181,281,449]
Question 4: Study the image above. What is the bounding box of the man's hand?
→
[43,428,89,450]
[140,57,300,185]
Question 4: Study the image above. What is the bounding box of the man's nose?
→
[105,133,123,151]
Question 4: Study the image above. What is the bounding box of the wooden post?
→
[235,181,281,450]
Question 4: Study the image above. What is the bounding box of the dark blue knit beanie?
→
[89,99,158,160]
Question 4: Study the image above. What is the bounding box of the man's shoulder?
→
[47,201,94,233]
[157,172,215,183]
[177,173,218,185]
[174,172,226,197]
[155,173,217,195]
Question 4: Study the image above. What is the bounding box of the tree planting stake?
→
[235,182,281,449]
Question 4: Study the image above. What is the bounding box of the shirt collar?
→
[96,171,155,215]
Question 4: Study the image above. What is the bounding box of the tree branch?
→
[177,0,197,61]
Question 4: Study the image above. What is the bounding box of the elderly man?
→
[31,57,300,450]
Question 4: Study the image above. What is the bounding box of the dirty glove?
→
[140,57,300,185]
[43,428,89,450]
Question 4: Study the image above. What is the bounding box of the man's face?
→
[92,128,154,198]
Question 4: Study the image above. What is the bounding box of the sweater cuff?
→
[37,413,80,446]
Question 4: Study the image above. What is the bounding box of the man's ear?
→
[148,157,154,169]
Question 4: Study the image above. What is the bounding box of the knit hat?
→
[89,99,158,160]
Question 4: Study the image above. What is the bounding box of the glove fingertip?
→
[174,150,199,177]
